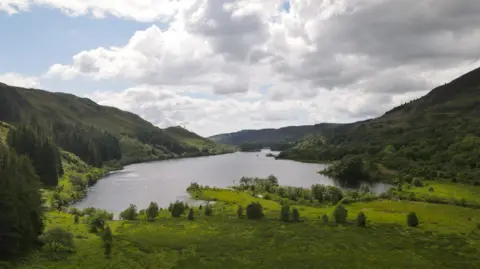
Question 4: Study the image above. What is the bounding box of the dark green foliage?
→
[292,208,300,222]
[280,205,290,222]
[407,212,419,227]
[360,184,371,193]
[101,226,113,258]
[322,156,370,182]
[120,204,137,221]
[412,178,423,187]
[237,205,244,219]
[204,204,213,216]
[428,187,434,192]
[322,214,329,223]
[356,212,367,227]
[0,144,44,258]
[74,215,79,224]
[188,209,194,221]
[146,202,159,221]
[333,205,348,224]
[246,202,264,220]
[171,201,186,218]
[88,210,112,233]
[7,124,62,186]
[39,227,75,253]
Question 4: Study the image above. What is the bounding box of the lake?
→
[73,150,391,213]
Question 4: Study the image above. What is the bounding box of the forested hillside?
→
[279,67,480,182]
[0,83,225,163]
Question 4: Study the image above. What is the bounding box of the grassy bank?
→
[11,181,480,269]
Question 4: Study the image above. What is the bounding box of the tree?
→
[412,178,423,187]
[74,215,79,224]
[280,205,290,222]
[246,202,264,219]
[171,201,186,218]
[88,210,112,233]
[101,226,113,258]
[333,205,348,224]
[322,214,329,223]
[356,212,366,227]
[407,212,419,227]
[146,202,159,221]
[120,204,137,220]
[0,144,44,258]
[204,203,213,216]
[237,205,244,219]
[188,209,194,221]
[292,208,300,222]
[39,227,75,253]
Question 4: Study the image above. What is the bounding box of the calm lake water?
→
[74,150,391,213]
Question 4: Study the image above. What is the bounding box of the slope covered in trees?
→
[0,83,221,162]
[278,66,480,182]
[165,126,233,154]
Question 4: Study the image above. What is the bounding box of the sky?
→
[1,0,480,137]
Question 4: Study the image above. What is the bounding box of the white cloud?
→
[0,73,40,88]
[6,0,480,135]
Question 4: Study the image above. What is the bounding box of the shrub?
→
[39,227,75,253]
[171,201,186,218]
[322,214,329,223]
[120,204,137,220]
[428,187,434,192]
[333,205,348,224]
[188,209,194,221]
[359,184,371,193]
[356,212,366,227]
[477,223,480,230]
[74,215,79,224]
[292,208,300,222]
[246,202,264,219]
[237,205,244,219]
[412,178,423,187]
[204,203,213,216]
[146,202,159,221]
[199,205,203,210]
[452,177,457,183]
[101,226,113,258]
[83,207,96,216]
[407,212,419,227]
[280,205,290,222]
[68,207,81,216]
[397,184,402,191]
[88,210,112,233]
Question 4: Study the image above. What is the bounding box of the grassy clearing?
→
[402,180,480,205]
[10,184,480,269]
[12,203,480,269]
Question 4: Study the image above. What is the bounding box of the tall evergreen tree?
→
[0,144,44,258]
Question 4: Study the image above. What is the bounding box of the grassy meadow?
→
[10,182,480,269]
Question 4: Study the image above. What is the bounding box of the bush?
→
[322,214,329,223]
[412,178,423,187]
[359,184,371,193]
[39,227,75,253]
[204,203,213,216]
[428,187,434,192]
[333,205,348,224]
[188,209,194,221]
[171,201,186,218]
[237,205,244,219]
[101,226,113,258]
[407,212,419,227]
[68,207,81,216]
[74,215,79,224]
[83,207,96,216]
[280,205,290,222]
[246,202,264,219]
[356,212,366,227]
[120,204,137,220]
[88,210,112,233]
[146,202,159,221]
[292,208,300,222]
[452,177,457,183]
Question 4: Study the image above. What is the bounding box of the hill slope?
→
[279,66,480,181]
[0,83,218,162]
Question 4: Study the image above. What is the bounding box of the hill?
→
[0,83,221,162]
[209,123,339,150]
[278,66,480,182]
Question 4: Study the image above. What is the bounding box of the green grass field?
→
[402,180,480,205]
[11,185,480,269]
